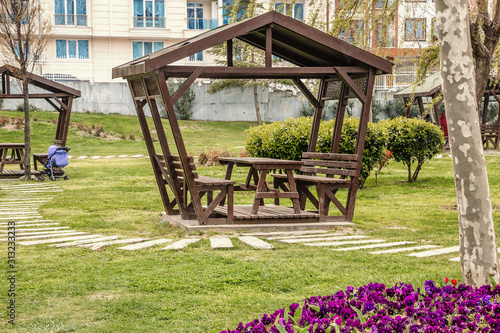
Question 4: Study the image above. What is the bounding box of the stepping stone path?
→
[0,182,471,257]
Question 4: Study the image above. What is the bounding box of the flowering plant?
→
[222,281,500,333]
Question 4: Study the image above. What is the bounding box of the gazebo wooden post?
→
[432,94,442,123]
[417,97,425,118]
[404,97,412,118]
[330,82,349,153]
[307,78,327,152]
[482,92,490,125]
[141,75,189,219]
[346,67,376,220]
[157,70,209,223]
[132,96,175,216]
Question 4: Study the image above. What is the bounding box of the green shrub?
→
[157,80,196,120]
[382,117,444,182]
[16,103,42,112]
[245,117,387,187]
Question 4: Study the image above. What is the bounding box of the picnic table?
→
[218,157,303,215]
[0,143,25,173]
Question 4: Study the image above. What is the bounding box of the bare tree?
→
[0,0,51,179]
[436,0,500,287]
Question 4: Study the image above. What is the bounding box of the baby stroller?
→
[39,145,71,181]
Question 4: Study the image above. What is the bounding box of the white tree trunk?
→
[436,0,500,286]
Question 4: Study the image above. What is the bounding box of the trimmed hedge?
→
[382,117,444,182]
[245,117,387,188]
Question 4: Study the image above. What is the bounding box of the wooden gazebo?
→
[395,72,500,150]
[0,66,80,176]
[113,11,392,225]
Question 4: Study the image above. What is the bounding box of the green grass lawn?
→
[0,110,498,332]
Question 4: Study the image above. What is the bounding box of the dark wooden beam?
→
[0,93,73,99]
[331,82,349,153]
[292,78,319,108]
[308,78,327,152]
[61,96,73,146]
[227,39,233,67]
[265,24,273,68]
[335,67,367,104]
[169,67,205,105]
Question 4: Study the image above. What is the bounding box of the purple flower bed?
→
[222,281,500,333]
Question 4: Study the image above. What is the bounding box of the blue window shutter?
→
[56,40,67,58]
[133,42,143,59]
[78,40,89,59]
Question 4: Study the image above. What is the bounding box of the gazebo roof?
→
[0,65,81,98]
[113,11,393,79]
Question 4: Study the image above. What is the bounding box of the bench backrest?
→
[301,152,359,178]
[481,124,500,135]
[156,154,198,182]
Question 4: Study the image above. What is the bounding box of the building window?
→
[132,41,163,59]
[375,24,395,48]
[274,3,304,21]
[187,3,204,29]
[56,39,89,59]
[188,51,203,62]
[133,0,165,28]
[431,18,438,40]
[339,20,364,45]
[405,18,426,41]
[55,0,87,26]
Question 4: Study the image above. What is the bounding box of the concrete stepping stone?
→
[304,239,386,247]
[0,220,54,225]
[0,216,43,220]
[130,154,144,158]
[370,245,442,254]
[78,156,87,159]
[162,239,200,250]
[210,237,234,249]
[449,257,460,262]
[238,236,274,250]
[243,230,328,237]
[68,155,73,159]
[0,223,60,228]
[91,156,102,159]
[119,239,172,250]
[267,233,345,240]
[332,241,416,251]
[0,211,40,215]
[103,155,116,159]
[19,235,103,246]
[407,246,460,257]
[80,238,148,250]
[281,235,369,244]
[3,229,75,237]
[117,155,128,158]
[52,236,121,248]
[7,232,87,241]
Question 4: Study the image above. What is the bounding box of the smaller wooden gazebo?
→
[113,11,392,225]
[0,65,81,146]
[395,72,500,150]
[0,66,80,176]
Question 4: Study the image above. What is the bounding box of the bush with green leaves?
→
[157,80,196,120]
[245,116,387,187]
[382,117,444,182]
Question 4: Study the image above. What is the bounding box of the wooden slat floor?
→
[214,204,319,220]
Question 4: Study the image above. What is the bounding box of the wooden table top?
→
[0,143,26,148]
[218,157,303,168]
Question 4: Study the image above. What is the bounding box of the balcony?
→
[187,19,218,30]
[133,16,166,28]
[54,14,87,26]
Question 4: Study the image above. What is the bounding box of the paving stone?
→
[407,246,460,257]
[0,211,39,215]
[267,232,345,240]
[304,239,386,247]
[52,236,121,248]
[238,236,274,250]
[0,216,43,220]
[5,232,88,241]
[370,245,442,254]
[0,223,60,228]
[81,238,149,250]
[19,235,103,246]
[162,239,201,250]
[130,154,144,158]
[119,239,172,250]
[210,237,234,249]
[243,230,328,237]
[281,235,369,244]
[332,241,416,251]
[91,156,102,159]
[2,229,75,237]
[117,155,128,158]
[0,220,54,225]
[103,155,116,159]
[78,156,87,159]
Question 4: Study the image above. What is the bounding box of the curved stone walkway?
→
[0,182,463,259]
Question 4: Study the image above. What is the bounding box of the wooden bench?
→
[156,154,235,224]
[272,152,359,221]
[0,143,25,173]
[481,124,500,150]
